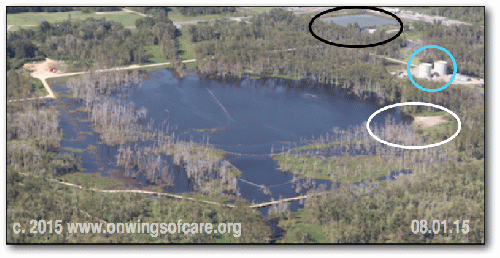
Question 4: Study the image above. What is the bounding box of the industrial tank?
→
[418,63,432,78]
[434,60,448,77]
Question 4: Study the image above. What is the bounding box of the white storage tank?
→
[418,63,432,78]
[434,60,447,77]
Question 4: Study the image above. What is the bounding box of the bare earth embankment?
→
[413,116,447,127]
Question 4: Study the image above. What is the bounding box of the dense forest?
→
[189,8,483,87]
[311,19,403,46]
[411,21,484,78]
[7,170,271,243]
[6,70,45,100]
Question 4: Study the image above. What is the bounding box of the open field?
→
[7,10,142,30]
[274,154,406,183]
[278,208,328,243]
[177,28,197,60]
[166,7,252,22]
[144,45,170,63]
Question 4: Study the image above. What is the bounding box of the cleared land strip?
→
[17,172,325,209]
[368,52,417,67]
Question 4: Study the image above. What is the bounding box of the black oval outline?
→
[309,6,403,48]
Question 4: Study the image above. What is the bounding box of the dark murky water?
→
[52,69,407,215]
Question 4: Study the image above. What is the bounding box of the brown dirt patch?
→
[413,116,446,127]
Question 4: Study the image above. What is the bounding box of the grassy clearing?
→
[166,7,250,22]
[385,63,406,73]
[155,142,226,160]
[278,208,328,243]
[57,172,122,190]
[46,74,84,85]
[291,140,365,152]
[274,154,406,183]
[126,63,174,72]
[245,7,275,13]
[7,10,141,29]
[229,167,242,177]
[184,61,198,69]
[408,110,448,117]
[195,127,226,133]
[63,147,85,153]
[376,24,401,31]
[411,113,458,142]
[31,77,48,96]
[144,45,170,64]
[177,28,196,60]
[403,30,424,40]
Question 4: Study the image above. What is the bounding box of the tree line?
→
[177,7,236,16]
[7,7,122,14]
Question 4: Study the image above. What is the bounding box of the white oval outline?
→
[366,102,461,150]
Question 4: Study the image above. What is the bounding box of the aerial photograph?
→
[5,5,485,245]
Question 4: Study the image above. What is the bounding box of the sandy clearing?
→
[413,116,447,127]
[7,24,36,31]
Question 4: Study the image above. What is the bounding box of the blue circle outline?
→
[407,45,457,92]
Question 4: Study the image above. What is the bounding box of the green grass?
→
[408,110,448,117]
[144,45,170,64]
[7,10,142,30]
[274,154,407,183]
[376,24,401,31]
[385,63,406,73]
[184,61,198,69]
[403,30,424,40]
[63,147,85,153]
[177,28,196,60]
[229,167,242,177]
[411,113,458,142]
[166,7,248,22]
[195,127,225,133]
[245,7,275,13]
[31,77,48,96]
[278,209,328,243]
[57,172,122,190]
[127,63,174,72]
[291,140,365,152]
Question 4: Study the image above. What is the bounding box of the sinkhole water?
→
[52,69,408,216]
